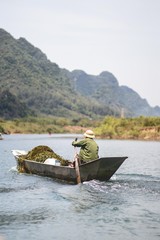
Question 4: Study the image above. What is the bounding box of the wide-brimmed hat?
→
[84,130,95,139]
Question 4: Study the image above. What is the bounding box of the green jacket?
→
[72,138,99,162]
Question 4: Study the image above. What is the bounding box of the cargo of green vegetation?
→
[17,145,68,172]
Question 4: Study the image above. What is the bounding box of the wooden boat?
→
[12,150,128,184]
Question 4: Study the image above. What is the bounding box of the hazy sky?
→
[1,0,160,107]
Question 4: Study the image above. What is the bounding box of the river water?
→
[0,134,160,240]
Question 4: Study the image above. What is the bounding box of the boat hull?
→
[22,157,127,184]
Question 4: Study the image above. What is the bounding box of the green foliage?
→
[1,115,160,140]
[0,90,31,119]
[0,28,160,120]
[0,125,4,133]
[18,145,68,172]
[0,116,70,134]
[94,116,160,139]
[0,29,114,120]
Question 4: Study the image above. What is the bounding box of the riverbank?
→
[0,116,160,141]
[1,126,160,141]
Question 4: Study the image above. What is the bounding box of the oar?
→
[74,147,81,184]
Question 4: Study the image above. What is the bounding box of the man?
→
[72,129,99,163]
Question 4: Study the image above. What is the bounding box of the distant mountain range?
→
[0,28,160,119]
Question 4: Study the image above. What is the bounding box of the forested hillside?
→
[0,29,116,119]
[68,70,160,117]
[0,28,160,120]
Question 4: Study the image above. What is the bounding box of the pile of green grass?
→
[17,145,68,172]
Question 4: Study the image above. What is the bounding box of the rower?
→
[72,130,99,164]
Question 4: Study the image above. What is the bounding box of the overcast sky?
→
[1,0,160,107]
